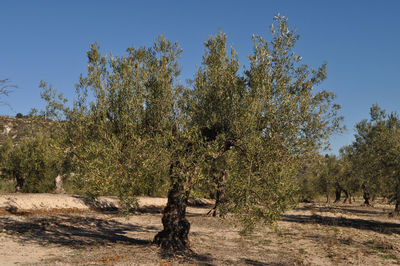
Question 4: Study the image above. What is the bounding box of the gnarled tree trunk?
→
[342,190,348,203]
[15,175,24,192]
[363,191,370,206]
[334,188,341,203]
[210,172,226,217]
[393,200,399,216]
[343,190,352,204]
[153,163,191,252]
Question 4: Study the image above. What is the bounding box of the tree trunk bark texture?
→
[15,176,24,192]
[212,172,226,217]
[394,200,400,216]
[363,191,370,206]
[342,190,348,203]
[334,188,341,203]
[342,190,352,204]
[153,179,191,252]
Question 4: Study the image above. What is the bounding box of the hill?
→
[0,115,57,144]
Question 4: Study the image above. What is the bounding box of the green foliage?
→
[354,105,400,206]
[296,154,325,202]
[0,179,16,193]
[57,36,185,207]
[297,104,400,208]
[0,134,63,193]
[0,138,14,192]
[338,145,361,198]
[38,80,70,122]
[189,14,342,230]
[0,84,70,193]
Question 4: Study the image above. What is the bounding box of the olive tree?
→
[351,105,400,212]
[41,15,342,252]
[351,105,389,205]
[310,154,335,203]
[0,82,67,193]
[338,145,361,204]
[294,153,324,203]
[381,118,400,214]
[0,134,64,192]
[62,36,182,204]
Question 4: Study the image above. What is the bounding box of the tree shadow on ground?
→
[297,204,390,216]
[282,213,400,235]
[157,247,292,265]
[240,258,288,266]
[158,249,215,266]
[71,195,120,212]
[0,212,221,264]
[71,195,210,217]
[0,214,156,248]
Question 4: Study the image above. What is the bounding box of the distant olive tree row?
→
[297,104,400,215]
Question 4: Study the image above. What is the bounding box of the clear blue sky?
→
[1,0,399,154]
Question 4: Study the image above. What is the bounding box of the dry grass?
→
[0,198,400,265]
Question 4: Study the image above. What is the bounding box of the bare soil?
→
[0,194,399,265]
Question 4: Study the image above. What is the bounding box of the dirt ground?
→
[0,194,399,265]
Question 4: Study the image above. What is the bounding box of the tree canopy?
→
[350,105,400,211]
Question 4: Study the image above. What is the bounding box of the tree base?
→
[153,219,190,252]
[153,174,191,252]
[389,202,399,217]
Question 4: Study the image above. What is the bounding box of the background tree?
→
[351,105,400,213]
[380,115,400,215]
[0,134,63,192]
[0,81,67,193]
[296,153,324,203]
[351,105,388,205]
[338,145,360,203]
[319,154,343,203]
